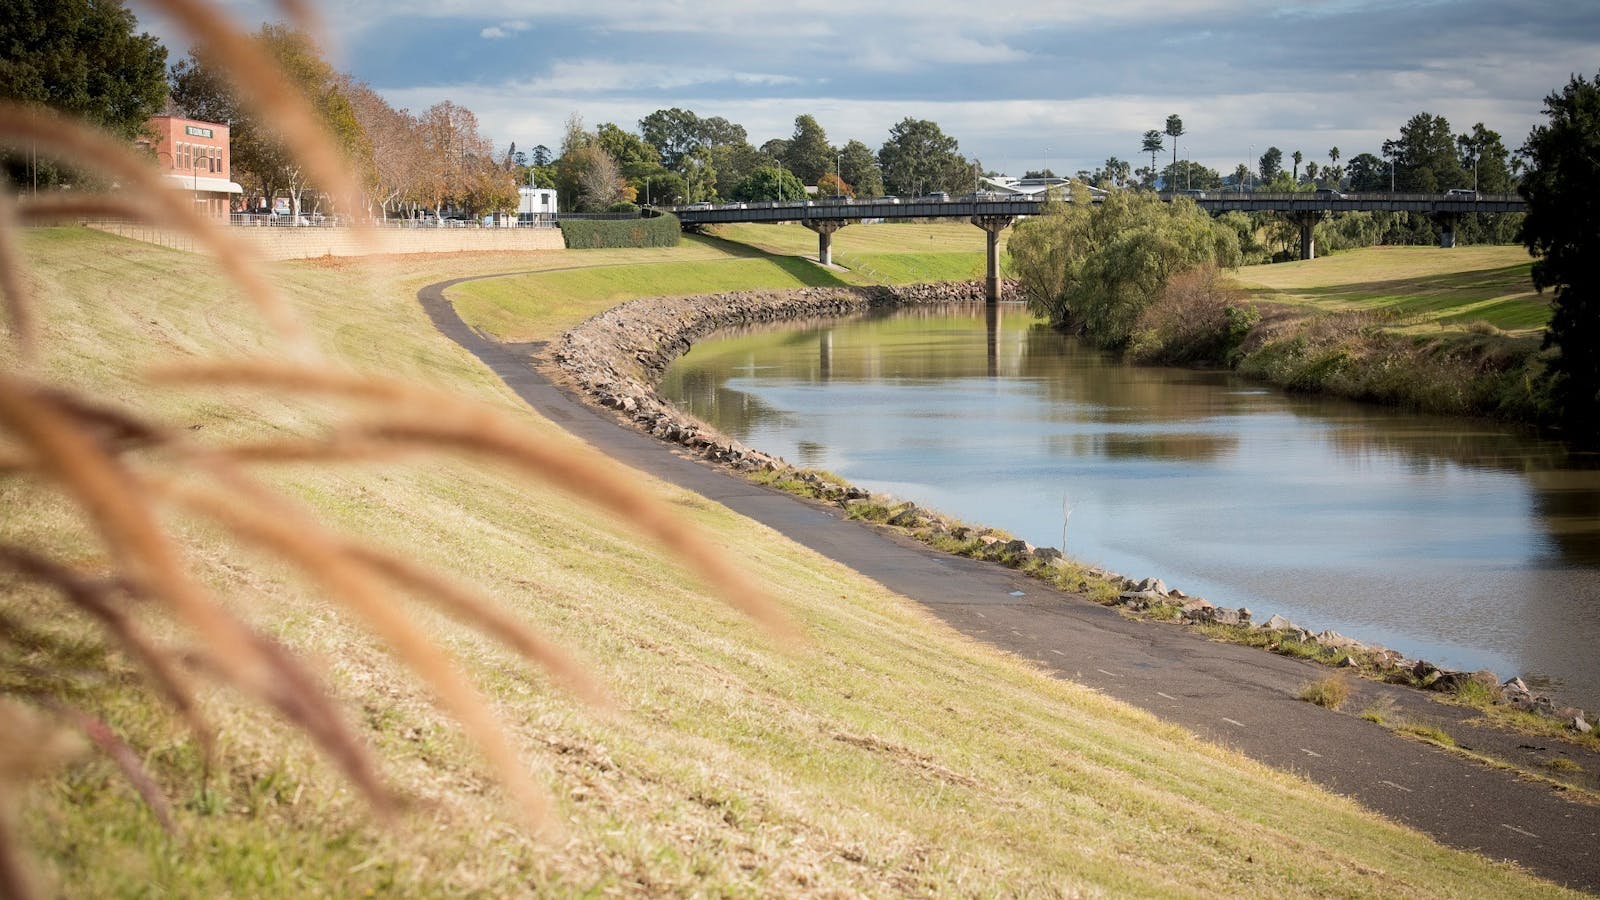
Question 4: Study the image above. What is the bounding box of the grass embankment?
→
[1231,245,1545,335]
[714,221,999,284]
[1211,246,1551,420]
[2,228,1571,896]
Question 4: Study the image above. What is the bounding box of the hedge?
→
[559,213,681,249]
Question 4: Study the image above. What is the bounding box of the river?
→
[659,302,1600,708]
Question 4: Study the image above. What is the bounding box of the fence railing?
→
[227,213,558,229]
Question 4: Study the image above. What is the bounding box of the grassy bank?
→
[1132,246,1553,421]
[1,228,1571,896]
[1231,245,1546,335]
[714,221,998,284]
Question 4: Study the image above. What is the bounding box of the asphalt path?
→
[419,275,1600,892]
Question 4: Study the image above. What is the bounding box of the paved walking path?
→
[419,275,1600,892]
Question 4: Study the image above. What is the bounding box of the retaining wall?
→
[92,223,566,260]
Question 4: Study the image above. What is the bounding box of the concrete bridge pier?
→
[1434,213,1461,249]
[971,214,1015,302]
[802,219,847,266]
[1291,212,1324,260]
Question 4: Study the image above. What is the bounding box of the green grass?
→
[714,221,998,284]
[1231,245,1546,335]
[0,227,1577,897]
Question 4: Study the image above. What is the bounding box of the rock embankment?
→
[554,282,992,468]
[549,282,1591,735]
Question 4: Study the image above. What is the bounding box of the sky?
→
[135,0,1600,178]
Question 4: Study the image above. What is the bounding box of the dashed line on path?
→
[1301,748,1322,758]
[1380,780,1413,793]
[1049,649,1065,657]
[1502,824,1539,839]
[1156,692,1178,701]
[1096,668,1123,678]
[1221,717,1247,728]
[1010,629,1025,637]
[973,612,986,619]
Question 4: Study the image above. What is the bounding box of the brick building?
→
[143,115,243,217]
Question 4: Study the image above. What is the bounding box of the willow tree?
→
[1009,191,1241,346]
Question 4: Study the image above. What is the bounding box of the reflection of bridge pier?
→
[971,214,1015,303]
[985,301,998,377]
[819,329,831,381]
[802,218,847,266]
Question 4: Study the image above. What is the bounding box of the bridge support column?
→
[1434,213,1461,249]
[802,219,847,266]
[971,214,1015,302]
[1291,212,1323,260]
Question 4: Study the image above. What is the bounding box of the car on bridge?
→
[1445,188,1478,200]
[919,192,951,202]
[1314,188,1347,200]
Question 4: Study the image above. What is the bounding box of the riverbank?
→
[1129,247,1553,423]
[550,283,1598,753]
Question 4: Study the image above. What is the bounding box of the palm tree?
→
[1233,162,1250,194]
[1141,130,1163,184]
[1292,150,1303,181]
[1328,146,1341,188]
[1164,115,1184,189]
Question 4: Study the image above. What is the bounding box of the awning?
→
[161,173,244,194]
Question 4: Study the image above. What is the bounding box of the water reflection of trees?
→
[670,304,1600,568]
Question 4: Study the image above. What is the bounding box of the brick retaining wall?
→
[92,223,566,260]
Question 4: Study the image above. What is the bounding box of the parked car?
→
[1445,188,1478,199]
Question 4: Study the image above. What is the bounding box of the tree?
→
[596,122,657,169]
[1345,152,1386,192]
[1163,115,1185,187]
[784,114,832,185]
[878,117,969,196]
[1305,160,1320,185]
[1008,190,1241,344]
[837,139,883,198]
[1389,112,1468,192]
[1161,160,1222,191]
[1232,163,1250,192]
[530,144,551,167]
[0,0,167,138]
[639,107,704,170]
[1457,123,1512,194]
[1519,71,1600,432]
[1291,149,1303,180]
[1328,145,1341,177]
[1258,146,1283,182]
[729,165,806,202]
[1098,157,1131,188]
[1141,130,1164,178]
[341,77,421,219]
[817,171,852,198]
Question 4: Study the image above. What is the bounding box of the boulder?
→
[1119,590,1166,604]
[1132,577,1169,596]
[1315,630,1367,652]
[1503,677,1530,696]
[1261,614,1298,632]
[1031,546,1065,564]
[1572,714,1593,735]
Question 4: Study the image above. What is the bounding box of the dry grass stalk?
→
[63,709,176,833]
[0,105,316,358]
[159,466,555,831]
[144,0,366,228]
[0,373,395,812]
[0,544,208,745]
[0,187,35,365]
[148,360,794,639]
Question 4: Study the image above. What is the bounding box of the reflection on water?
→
[659,303,1600,707]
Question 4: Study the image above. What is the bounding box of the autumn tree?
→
[342,78,421,219]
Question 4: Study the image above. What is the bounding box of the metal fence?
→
[227,213,558,229]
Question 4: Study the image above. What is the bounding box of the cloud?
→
[479,20,530,40]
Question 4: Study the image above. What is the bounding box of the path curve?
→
[418,274,1600,892]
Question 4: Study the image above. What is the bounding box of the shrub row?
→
[559,213,681,249]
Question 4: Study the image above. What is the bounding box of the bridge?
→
[662,192,1527,301]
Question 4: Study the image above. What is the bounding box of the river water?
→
[659,303,1600,707]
